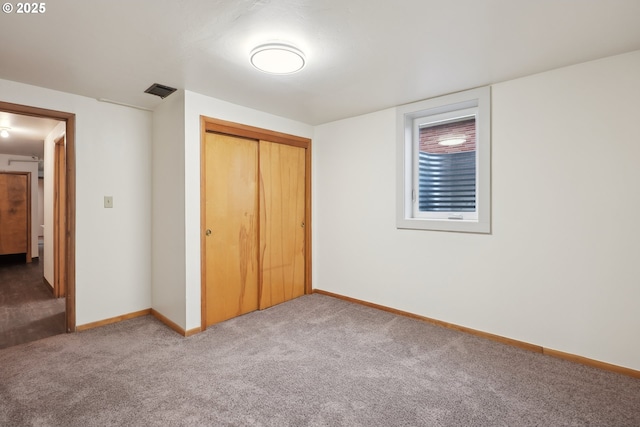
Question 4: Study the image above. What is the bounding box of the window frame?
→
[396,86,491,233]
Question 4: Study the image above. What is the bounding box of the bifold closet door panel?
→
[0,173,29,256]
[204,132,259,326]
[259,140,306,309]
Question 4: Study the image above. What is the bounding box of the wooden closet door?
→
[204,132,259,326]
[0,173,30,259]
[259,140,306,309]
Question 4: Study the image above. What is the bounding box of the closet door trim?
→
[200,116,312,331]
[203,117,310,148]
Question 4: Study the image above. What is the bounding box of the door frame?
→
[0,101,76,332]
[53,135,66,298]
[199,116,312,330]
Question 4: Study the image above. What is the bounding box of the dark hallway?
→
[0,243,65,349]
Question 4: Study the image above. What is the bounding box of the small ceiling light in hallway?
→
[250,43,305,74]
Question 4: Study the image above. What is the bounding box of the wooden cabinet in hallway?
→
[0,172,31,262]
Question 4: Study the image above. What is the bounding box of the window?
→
[396,87,491,233]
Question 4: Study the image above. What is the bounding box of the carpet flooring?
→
[1,293,639,426]
[0,246,66,349]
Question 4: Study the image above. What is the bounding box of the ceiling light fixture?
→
[438,137,466,146]
[0,128,9,138]
[250,43,305,75]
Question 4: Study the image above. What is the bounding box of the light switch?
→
[104,196,113,208]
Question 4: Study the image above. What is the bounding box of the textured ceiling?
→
[0,112,61,158]
[1,0,640,125]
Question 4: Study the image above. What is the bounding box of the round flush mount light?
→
[250,43,305,74]
[438,137,466,146]
[0,128,9,138]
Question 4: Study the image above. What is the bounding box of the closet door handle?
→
[205,229,212,236]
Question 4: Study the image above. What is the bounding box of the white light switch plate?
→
[104,196,113,208]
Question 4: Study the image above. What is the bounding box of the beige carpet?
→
[1,293,639,426]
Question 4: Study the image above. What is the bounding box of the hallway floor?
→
[0,245,66,349]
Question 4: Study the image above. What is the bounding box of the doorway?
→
[200,117,312,329]
[0,101,76,335]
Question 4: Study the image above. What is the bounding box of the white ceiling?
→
[1,0,640,126]
[0,112,61,159]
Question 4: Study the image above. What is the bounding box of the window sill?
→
[396,217,490,234]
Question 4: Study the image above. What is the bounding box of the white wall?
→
[43,122,65,285]
[151,90,186,326]
[313,50,640,371]
[0,78,153,326]
[0,153,39,259]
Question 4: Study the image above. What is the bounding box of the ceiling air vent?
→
[144,83,177,99]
